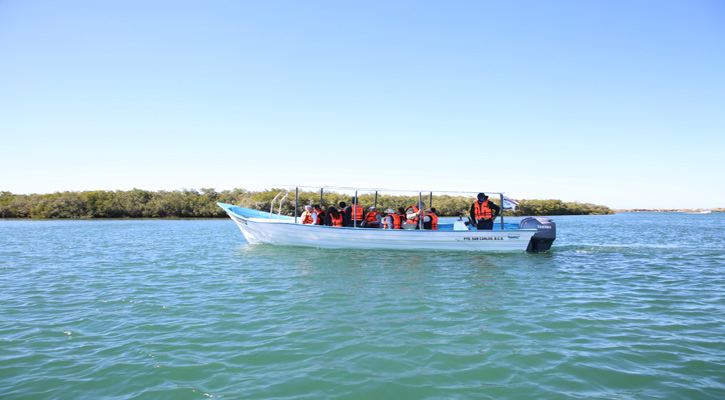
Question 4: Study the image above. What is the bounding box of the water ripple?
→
[2,216,725,399]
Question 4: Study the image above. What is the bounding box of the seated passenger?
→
[338,202,350,227]
[326,207,344,227]
[346,198,364,227]
[403,201,425,229]
[361,206,381,228]
[313,204,326,225]
[397,208,406,228]
[300,205,316,225]
[382,209,401,229]
[423,208,438,230]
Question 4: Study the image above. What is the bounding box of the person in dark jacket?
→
[470,193,500,230]
[338,202,350,227]
[313,204,326,225]
[345,198,364,227]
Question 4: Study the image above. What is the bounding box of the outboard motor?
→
[519,217,556,252]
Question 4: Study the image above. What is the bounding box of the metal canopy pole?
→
[374,191,378,209]
[270,191,282,221]
[294,187,299,224]
[320,188,323,209]
[500,193,504,230]
[354,190,358,228]
[418,192,423,230]
[277,192,289,221]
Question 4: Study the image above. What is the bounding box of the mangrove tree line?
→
[0,189,613,219]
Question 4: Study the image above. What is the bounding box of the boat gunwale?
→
[221,203,536,234]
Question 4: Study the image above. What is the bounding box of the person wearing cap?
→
[470,193,500,230]
[423,208,438,230]
[300,205,317,225]
[361,206,382,228]
[382,208,401,229]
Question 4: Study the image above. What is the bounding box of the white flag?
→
[503,196,519,211]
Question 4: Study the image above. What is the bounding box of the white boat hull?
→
[221,204,537,252]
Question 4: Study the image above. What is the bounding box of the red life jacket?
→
[314,210,326,225]
[405,205,419,224]
[330,214,343,227]
[473,201,493,220]
[425,212,438,230]
[301,211,314,224]
[383,213,401,229]
[350,204,364,222]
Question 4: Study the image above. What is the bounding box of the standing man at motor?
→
[470,193,500,230]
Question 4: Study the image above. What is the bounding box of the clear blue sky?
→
[1,1,723,209]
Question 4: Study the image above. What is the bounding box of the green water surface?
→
[1,213,724,399]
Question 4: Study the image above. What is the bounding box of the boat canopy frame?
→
[273,185,509,230]
[269,190,290,222]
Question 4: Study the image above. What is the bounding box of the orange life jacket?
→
[383,213,401,229]
[405,205,419,224]
[473,201,493,220]
[314,210,326,225]
[330,214,343,227]
[301,211,314,224]
[425,212,438,230]
[364,210,380,227]
[350,204,364,222]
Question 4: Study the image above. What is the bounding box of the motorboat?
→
[217,187,556,252]
[684,209,712,214]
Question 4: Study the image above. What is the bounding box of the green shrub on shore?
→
[0,189,613,219]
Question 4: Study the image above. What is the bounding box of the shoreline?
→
[615,209,721,213]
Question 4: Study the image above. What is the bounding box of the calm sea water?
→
[1,213,724,399]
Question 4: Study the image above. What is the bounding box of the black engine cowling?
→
[519,217,556,252]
